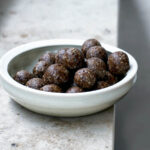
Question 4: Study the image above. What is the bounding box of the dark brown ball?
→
[116,74,125,82]
[103,71,117,85]
[81,39,101,55]
[96,81,110,89]
[108,51,130,75]
[74,68,96,89]
[14,70,33,85]
[86,46,107,61]
[39,52,55,65]
[43,64,69,85]
[26,78,44,89]
[33,61,49,78]
[86,57,107,79]
[55,48,84,69]
[66,86,83,93]
[40,84,62,92]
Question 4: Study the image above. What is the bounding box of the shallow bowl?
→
[0,39,138,117]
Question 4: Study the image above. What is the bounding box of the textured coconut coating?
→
[103,71,117,85]
[74,68,96,89]
[26,78,44,89]
[86,46,107,61]
[96,81,110,89]
[55,48,84,69]
[66,86,83,93]
[43,64,69,85]
[81,39,101,55]
[40,84,62,92]
[108,51,130,75]
[33,61,49,78]
[14,70,33,85]
[39,52,55,65]
[86,57,107,79]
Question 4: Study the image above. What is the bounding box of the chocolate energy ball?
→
[74,68,96,89]
[108,51,130,75]
[96,81,110,89]
[43,64,69,85]
[40,84,62,92]
[86,57,107,79]
[103,71,117,85]
[55,48,84,69]
[39,52,55,65]
[86,46,107,61]
[33,61,49,78]
[66,86,83,93]
[26,78,44,89]
[14,70,33,85]
[81,39,101,55]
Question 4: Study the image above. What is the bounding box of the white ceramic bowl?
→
[0,39,138,117]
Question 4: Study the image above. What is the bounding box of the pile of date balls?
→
[14,39,130,93]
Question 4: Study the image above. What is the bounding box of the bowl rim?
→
[0,39,138,98]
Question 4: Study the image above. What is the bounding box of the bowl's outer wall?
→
[1,74,136,116]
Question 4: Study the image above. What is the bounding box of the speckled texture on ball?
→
[33,61,49,78]
[40,84,62,92]
[96,81,110,89]
[103,71,117,85]
[43,64,69,85]
[55,48,84,69]
[86,57,107,79]
[108,51,130,75]
[66,86,83,93]
[86,46,107,61]
[39,52,55,65]
[14,70,33,85]
[74,68,96,89]
[26,78,44,89]
[81,39,101,55]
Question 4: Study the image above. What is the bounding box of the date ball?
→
[55,48,84,69]
[26,78,44,89]
[108,51,130,75]
[40,84,62,93]
[33,61,49,78]
[66,86,83,93]
[39,52,55,65]
[81,39,101,55]
[86,46,107,61]
[14,70,32,85]
[74,68,96,89]
[43,64,69,85]
[96,81,110,89]
[103,71,117,85]
[86,57,107,79]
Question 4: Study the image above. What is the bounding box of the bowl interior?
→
[0,40,137,98]
[8,45,81,77]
